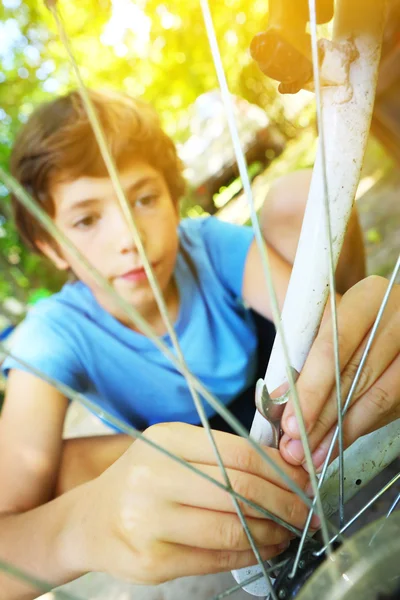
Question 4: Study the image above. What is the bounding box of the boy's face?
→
[41,160,180,323]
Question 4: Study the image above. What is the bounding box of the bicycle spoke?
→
[199,0,331,559]
[0,559,83,600]
[319,253,400,482]
[288,0,347,577]
[308,0,344,530]
[387,493,400,518]
[212,559,289,600]
[48,4,270,583]
[314,472,400,555]
[0,253,28,301]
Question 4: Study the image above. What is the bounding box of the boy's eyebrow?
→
[124,175,161,195]
[63,198,98,213]
[62,176,161,212]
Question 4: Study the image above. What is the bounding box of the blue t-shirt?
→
[3,217,258,430]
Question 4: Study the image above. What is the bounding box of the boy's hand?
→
[279,276,400,470]
[64,423,315,584]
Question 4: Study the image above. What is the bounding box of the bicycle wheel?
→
[0,1,399,599]
[296,509,400,600]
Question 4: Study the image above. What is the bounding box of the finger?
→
[160,462,317,529]
[152,541,290,582]
[159,505,294,550]
[284,312,400,462]
[281,277,390,437]
[302,428,336,474]
[351,359,400,432]
[324,355,400,459]
[143,422,308,492]
[284,353,400,472]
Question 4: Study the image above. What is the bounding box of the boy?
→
[0,88,397,600]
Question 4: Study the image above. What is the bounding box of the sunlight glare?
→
[101,0,152,58]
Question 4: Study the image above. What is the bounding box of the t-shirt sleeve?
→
[1,312,85,394]
[200,217,254,298]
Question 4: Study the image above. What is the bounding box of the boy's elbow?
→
[0,450,61,514]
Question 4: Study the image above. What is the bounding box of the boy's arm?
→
[0,371,128,598]
[0,370,68,513]
[0,369,86,598]
[56,434,132,495]
[0,483,92,600]
[242,238,292,319]
[242,168,364,318]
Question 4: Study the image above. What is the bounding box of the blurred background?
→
[0,0,400,350]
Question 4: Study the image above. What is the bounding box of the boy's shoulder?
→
[24,281,93,324]
[179,215,252,249]
[179,215,224,236]
[178,216,254,300]
[178,215,208,239]
[1,282,89,385]
[178,216,220,257]
[5,282,92,365]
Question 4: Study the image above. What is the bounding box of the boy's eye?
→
[135,193,158,208]
[73,215,98,230]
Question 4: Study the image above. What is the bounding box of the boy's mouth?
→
[119,263,159,283]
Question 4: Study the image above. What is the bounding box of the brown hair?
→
[10,88,186,252]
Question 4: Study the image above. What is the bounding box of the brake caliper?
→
[250,0,358,101]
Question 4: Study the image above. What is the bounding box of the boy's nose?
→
[114,211,145,254]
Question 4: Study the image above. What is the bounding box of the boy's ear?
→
[35,240,70,270]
